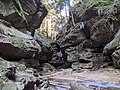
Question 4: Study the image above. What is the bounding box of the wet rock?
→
[0,21,41,61]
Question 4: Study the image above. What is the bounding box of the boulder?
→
[40,63,57,74]
[34,32,53,63]
[112,47,120,68]
[70,82,93,90]
[0,21,41,61]
[0,0,48,36]
[0,57,49,90]
[104,29,120,55]
[61,26,86,50]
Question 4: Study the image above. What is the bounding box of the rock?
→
[81,9,97,21]
[90,17,116,48]
[56,0,120,71]
[19,59,40,69]
[40,63,57,74]
[0,57,49,90]
[34,32,52,48]
[72,62,93,71]
[1,84,17,90]
[57,68,73,76]
[49,42,63,67]
[104,28,120,68]
[66,46,82,62]
[0,21,41,61]
[70,82,93,90]
[0,0,48,36]
[60,0,120,50]
[104,29,120,55]
[61,26,86,50]
[112,48,120,68]
[34,32,53,63]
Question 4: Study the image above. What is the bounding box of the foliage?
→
[75,0,120,16]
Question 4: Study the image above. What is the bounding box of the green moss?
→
[2,84,17,90]
[0,29,4,34]
[75,0,119,17]
[9,37,25,48]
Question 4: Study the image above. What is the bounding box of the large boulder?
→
[0,57,49,90]
[34,32,53,63]
[104,29,120,54]
[104,28,120,68]
[0,20,41,61]
[60,26,86,50]
[0,0,48,36]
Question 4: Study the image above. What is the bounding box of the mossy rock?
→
[2,84,17,90]
[9,37,25,48]
[104,29,120,54]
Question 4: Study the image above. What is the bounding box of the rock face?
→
[0,21,41,61]
[57,0,120,70]
[0,0,54,68]
[60,26,86,50]
[0,0,48,36]
[34,33,53,63]
[0,57,49,90]
[104,29,120,68]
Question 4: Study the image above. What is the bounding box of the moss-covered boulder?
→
[0,20,41,61]
[0,0,48,36]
